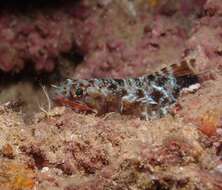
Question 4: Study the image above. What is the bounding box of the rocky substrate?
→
[0,76,222,190]
[0,0,222,189]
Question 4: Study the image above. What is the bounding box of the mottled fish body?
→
[52,62,199,120]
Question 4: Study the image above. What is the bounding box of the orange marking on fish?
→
[54,96,96,114]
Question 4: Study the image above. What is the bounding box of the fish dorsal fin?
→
[154,61,197,77]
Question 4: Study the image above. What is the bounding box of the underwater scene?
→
[0,0,221,189]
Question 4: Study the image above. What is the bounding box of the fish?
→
[52,62,199,120]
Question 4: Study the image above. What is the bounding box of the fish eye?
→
[75,88,83,96]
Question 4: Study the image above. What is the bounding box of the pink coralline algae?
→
[73,12,189,79]
[0,2,92,72]
[0,0,220,79]
[204,0,222,15]
[183,13,222,75]
[0,0,204,75]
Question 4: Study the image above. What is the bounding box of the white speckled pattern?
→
[53,62,199,120]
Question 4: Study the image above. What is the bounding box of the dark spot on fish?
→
[136,89,144,98]
[146,74,156,81]
[120,89,128,96]
[134,78,144,88]
[176,74,199,89]
[150,89,163,103]
[155,76,168,87]
[108,83,117,90]
[114,79,124,86]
